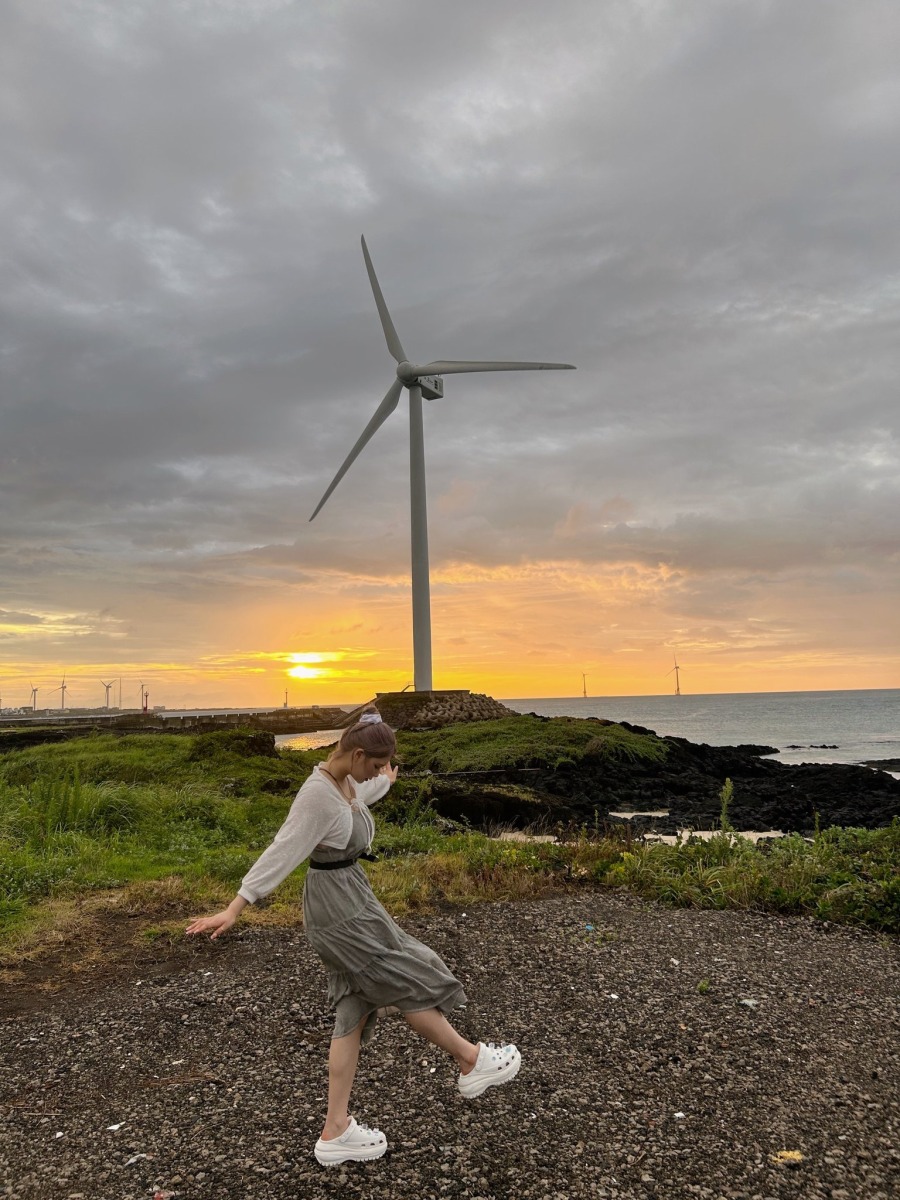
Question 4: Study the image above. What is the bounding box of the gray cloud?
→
[1,0,898,691]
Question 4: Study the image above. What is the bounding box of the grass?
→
[0,727,897,968]
[607,824,900,930]
[395,715,669,773]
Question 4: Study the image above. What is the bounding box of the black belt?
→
[308,852,378,871]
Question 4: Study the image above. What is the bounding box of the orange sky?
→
[3,558,896,710]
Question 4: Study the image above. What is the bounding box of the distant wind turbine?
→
[100,679,115,710]
[310,236,575,691]
[52,674,68,712]
[30,683,38,711]
[667,656,682,697]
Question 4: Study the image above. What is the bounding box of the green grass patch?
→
[396,715,668,773]
[606,821,900,931]
[1,727,896,960]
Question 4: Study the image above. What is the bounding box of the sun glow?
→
[284,650,362,682]
[287,664,323,679]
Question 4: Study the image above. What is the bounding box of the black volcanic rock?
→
[423,727,900,834]
[585,738,900,831]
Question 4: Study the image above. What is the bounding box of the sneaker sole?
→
[458,1050,522,1098]
[315,1143,387,1166]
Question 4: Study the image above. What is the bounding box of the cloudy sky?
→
[2,0,898,709]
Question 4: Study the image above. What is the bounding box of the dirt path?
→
[1,892,897,1200]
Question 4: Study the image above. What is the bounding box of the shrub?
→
[188,729,278,761]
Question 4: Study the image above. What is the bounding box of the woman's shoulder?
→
[286,771,350,828]
[298,765,335,796]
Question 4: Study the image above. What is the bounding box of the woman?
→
[186,708,521,1166]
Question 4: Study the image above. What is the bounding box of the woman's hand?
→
[185,909,237,940]
[380,763,399,784]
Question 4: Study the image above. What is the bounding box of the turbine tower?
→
[100,680,115,710]
[310,236,575,691]
[667,656,682,697]
[30,683,38,711]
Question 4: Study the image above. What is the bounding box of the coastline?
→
[502,687,900,772]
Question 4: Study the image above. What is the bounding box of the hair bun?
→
[358,712,383,726]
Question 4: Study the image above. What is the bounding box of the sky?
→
[2,0,899,710]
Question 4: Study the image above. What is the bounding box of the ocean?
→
[503,688,900,771]
[277,688,900,773]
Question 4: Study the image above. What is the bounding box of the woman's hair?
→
[337,706,396,757]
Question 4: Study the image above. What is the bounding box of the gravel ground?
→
[1,892,898,1200]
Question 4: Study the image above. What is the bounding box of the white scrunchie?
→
[358,712,382,725]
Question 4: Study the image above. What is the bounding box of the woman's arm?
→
[185,781,348,938]
[354,763,398,807]
[237,784,349,902]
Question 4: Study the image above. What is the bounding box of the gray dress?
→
[304,806,467,1042]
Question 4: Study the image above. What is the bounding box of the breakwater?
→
[0,706,354,748]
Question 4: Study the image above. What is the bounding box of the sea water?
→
[503,688,900,770]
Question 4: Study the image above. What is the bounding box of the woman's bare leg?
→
[403,1008,479,1073]
[321,1015,367,1140]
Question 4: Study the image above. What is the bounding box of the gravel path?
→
[2,892,898,1200]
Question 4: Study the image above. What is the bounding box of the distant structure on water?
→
[667,656,682,696]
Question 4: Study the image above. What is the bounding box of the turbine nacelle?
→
[396,361,444,399]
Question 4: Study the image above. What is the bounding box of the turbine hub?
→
[395,362,443,399]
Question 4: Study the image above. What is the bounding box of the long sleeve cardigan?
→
[237,766,391,904]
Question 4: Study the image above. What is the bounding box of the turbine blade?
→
[361,236,407,363]
[309,379,404,521]
[420,359,575,375]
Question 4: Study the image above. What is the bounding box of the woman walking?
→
[186,708,521,1166]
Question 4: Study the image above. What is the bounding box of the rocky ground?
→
[2,892,898,1200]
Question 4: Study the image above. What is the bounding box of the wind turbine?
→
[100,680,115,710]
[310,236,575,691]
[52,674,68,712]
[667,656,682,697]
[30,683,38,711]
